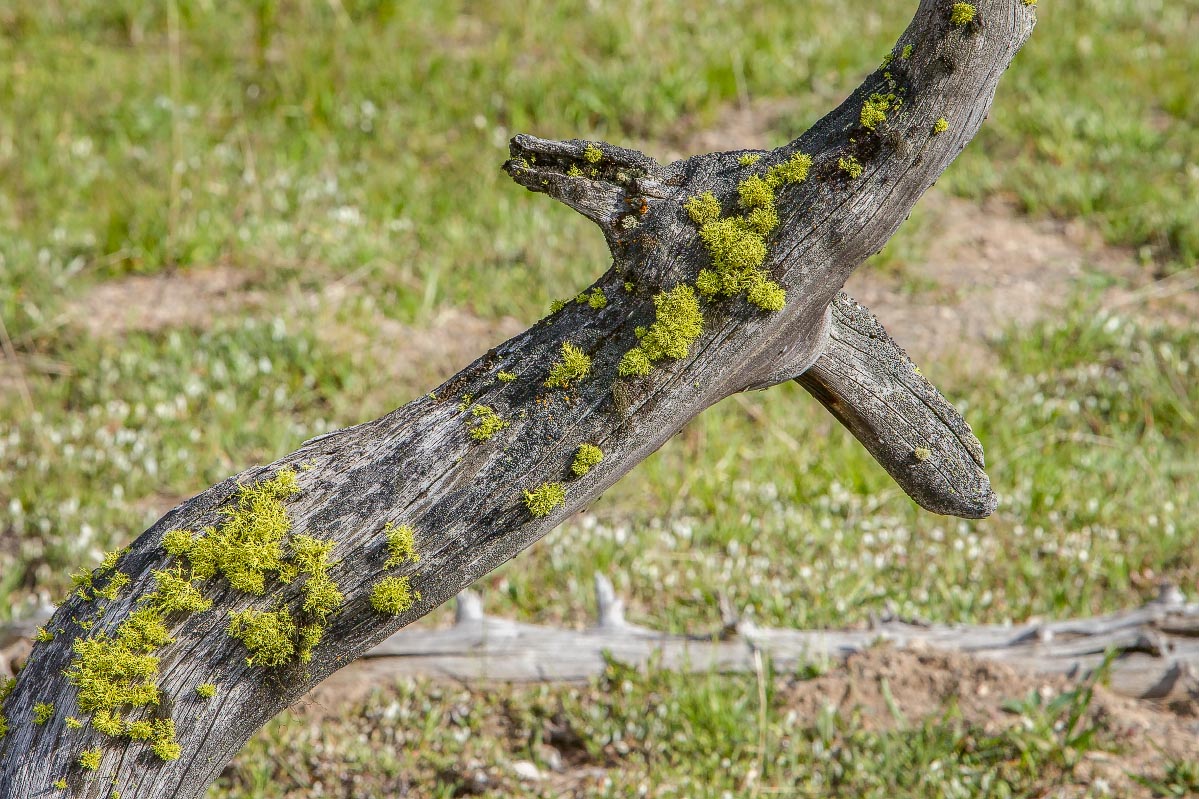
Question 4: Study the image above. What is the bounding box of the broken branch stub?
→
[0,2,1035,797]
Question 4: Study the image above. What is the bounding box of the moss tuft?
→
[860,93,897,131]
[545,342,592,389]
[587,288,608,309]
[33,702,55,724]
[684,192,722,226]
[383,523,420,568]
[582,144,603,164]
[67,634,160,714]
[161,529,195,557]
[838,156,864,179]
[524,482,566,518]
[227,608,297,668]
[950,2,976,25]
[637,285,704,362]
[549,299,567,313]
[195,683,217,699]
[618,347,652,378]
[79,748,103,770]
[148,566,212,615]
[182,470,301,596]
[468,404,510,441]
[571,444,604,477]
[370,576,419,616]
[150,718,181,761]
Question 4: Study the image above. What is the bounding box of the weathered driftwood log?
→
[349,578,1199,703]
[0,2,1035,796]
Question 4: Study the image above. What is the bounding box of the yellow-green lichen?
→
[914,446,932,461]
[860,92,898,131]
[468,404,509,441]
[0,712,7,740]
[35,626,53,643]
[838,156,864,179]
[94,571,130,601]
[125,719,153,740]
[383,523,420,568]
[738,153,762,166]
[566,164,583,178]
[619,284,704,377]
[195,682,217,699]
[524,482,565,518]
[161,529,194,557]
[147,567,212,615]
[901,44,914,59]
[571,444,604,477]
[545,342,592,389]
[288,534,343,625]
[497,370,517,383]
[150,718,181,761]
[684,192,722,226]
[79,748,103,770]
[227,608,297,668]
[33,702,55,724]
[370,576,419,616]
[67,633,161,714]
[54,779,67,790]
[932,117,949,135]
[684,153,807,313]
[173,470,300,595]
[66,716,84,729]
[950,2,975,25]
[582,144,603,164]
[91,710,124,737]
[549,299,567,313]
[587,288,608,309]
[617,347,652,378]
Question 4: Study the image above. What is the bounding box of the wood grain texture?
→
[0,3,1036,796]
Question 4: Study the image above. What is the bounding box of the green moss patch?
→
[619,285,705,377]
[524,482,566,517]
[545,342,592,389]
[370,576,419,616]
[571,444,604,477]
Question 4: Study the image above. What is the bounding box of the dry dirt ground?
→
[28,101,1199,794]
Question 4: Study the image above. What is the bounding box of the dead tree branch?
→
[0,3,1035,796]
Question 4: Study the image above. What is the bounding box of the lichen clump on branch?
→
[571,444,604,476]
[618,285,704,377]
[685,150,812,312]
[950,2,976,26]
[524,482,566,517]
[545,342,592,388]
[370,576,418,615]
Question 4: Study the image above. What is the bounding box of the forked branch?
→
[0,3,1035,796]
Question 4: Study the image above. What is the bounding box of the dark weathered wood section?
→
[0,3,1036,796]
[355,579,1199,703]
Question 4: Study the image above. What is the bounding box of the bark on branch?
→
[0,3,1035,796]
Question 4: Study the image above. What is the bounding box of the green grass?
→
[213,654,1144,798]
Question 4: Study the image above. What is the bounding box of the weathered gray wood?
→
[360,581,1199,702]
[0,3,1037,797]
[797,293,995,517]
